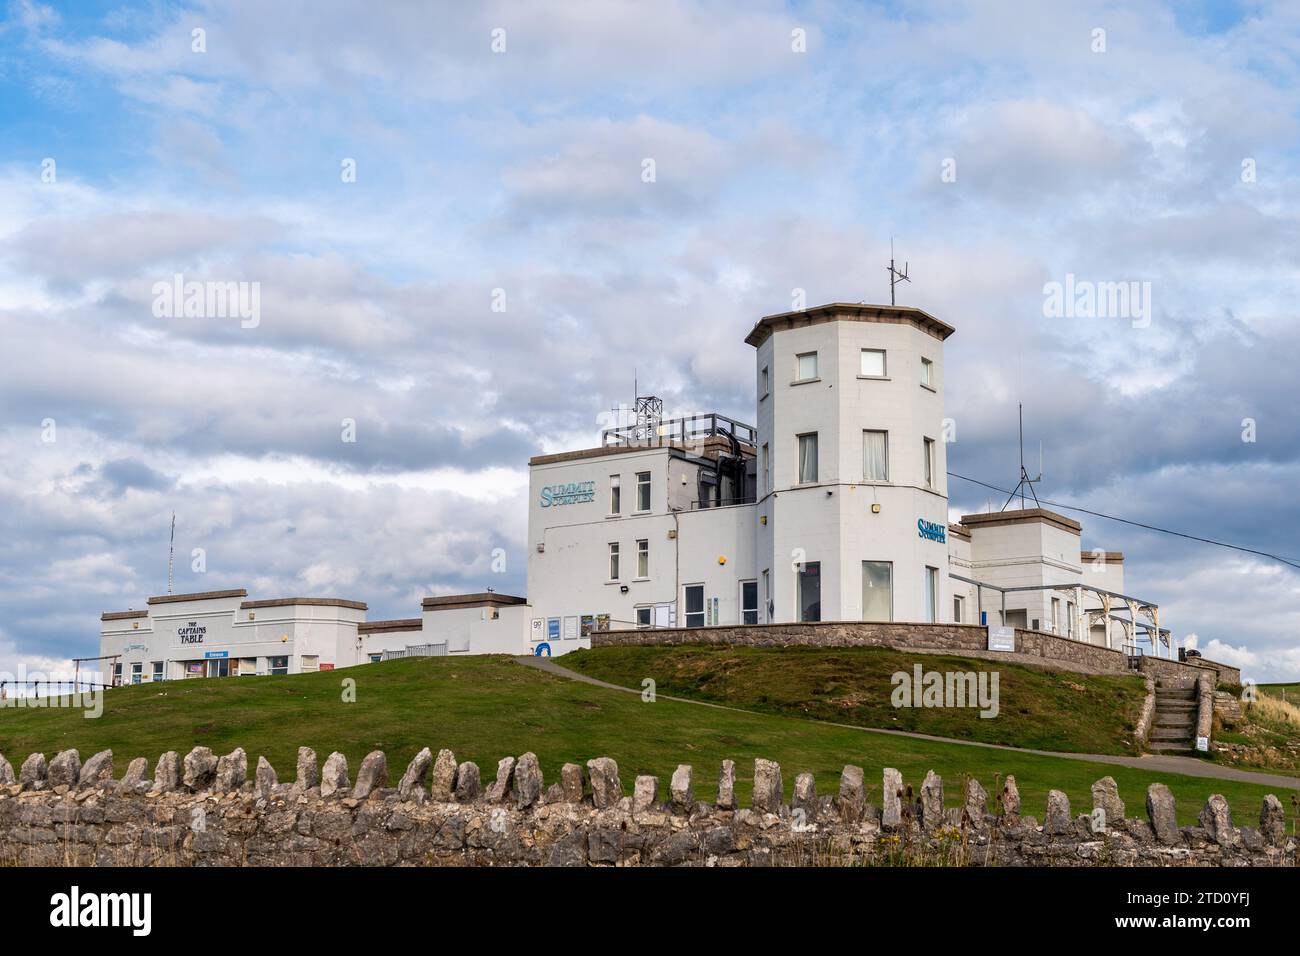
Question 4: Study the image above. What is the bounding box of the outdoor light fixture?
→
[871,503,881,514]
[620,585,629,594]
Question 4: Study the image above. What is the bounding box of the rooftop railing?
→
[601,412,757,448]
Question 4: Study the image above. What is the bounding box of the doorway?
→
[206,658,230,677]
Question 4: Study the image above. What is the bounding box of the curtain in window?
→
[864,430,887,480]
[862,561,892,621]
[799,434,818,482]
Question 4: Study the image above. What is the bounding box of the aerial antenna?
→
[885,237,910,306]
[167,511,176,594]
[1001,403,1042,511]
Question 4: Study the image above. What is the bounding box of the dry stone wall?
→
[0,746,1294,867]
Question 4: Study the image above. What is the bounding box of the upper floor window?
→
[636,539,649,578]
[923,437,936,489]
[609,475,621,514]
[759,365,770,398]
[863,430,888,481]
[920,356,935,388]
[860,348,886,378]
[635,471,651,511]
[795,351,818,382]
[798,433,819,484]
[608,542,620,580]
[762,443,770,492]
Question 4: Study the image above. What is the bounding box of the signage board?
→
[986,626,1015,652]
[203,650,229,659]
[539,482,596,507]
[917,518,947,543]
[563,616,579,641]
[1196,736,1209,752]
[177,621,207,645]
[547,618,561,641]
[534,642,552,657]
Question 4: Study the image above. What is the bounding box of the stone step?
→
[1148,741,1194,754]
[1150,728,1194,742]
[1155,690,1197,700]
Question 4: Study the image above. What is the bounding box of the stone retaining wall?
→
[1,746,1293,867]
[594,622,1131,675]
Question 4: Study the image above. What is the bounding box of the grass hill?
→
[0,656,1292,825]
[563,644,1147,754]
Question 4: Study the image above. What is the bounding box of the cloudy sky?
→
[1,0,1297,681]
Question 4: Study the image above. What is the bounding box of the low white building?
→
[100,301,1171,675]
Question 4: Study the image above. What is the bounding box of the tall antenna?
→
[1001,403,1042,511]
[885,237,910,306]
[167,512,176,594]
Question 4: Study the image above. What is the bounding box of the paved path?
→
[515,655,1300,791]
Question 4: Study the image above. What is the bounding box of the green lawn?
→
[0,656,1293,826]
[563,644,1147,755]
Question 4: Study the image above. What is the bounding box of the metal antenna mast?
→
[1001,403,1042,511]
[167,512,176,594]
[885,238,910,306]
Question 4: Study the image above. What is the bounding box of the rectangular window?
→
[636,606,652,628]
[797,432,818,483]
[636,538,649,578]
[369,653,382,663]
[741,581,758,625]
[796,351,818,381]
[762,569,770,621]
[953,596,964,624]
[1052,597,1062,634]
[860,348,886,377]
[269,656,288,676]
[608,542,620,580]
[862,561,893,622]
[923,566,939,623]
[798,562,821,622]
[762,443,770,492]
[1067,601,1075,638]
[760,366,769,398]
[636,471,651,511]
[609,475,621,514]
[684,585,705,628]
[923,437,935,489]
[113,662,122,686]
[921,356,934,388]
[863,429,888,481]
[130,662,143,685]
[152,661,164,682]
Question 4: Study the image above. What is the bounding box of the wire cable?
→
[948,471,1300,571]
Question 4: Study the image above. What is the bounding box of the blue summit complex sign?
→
[540,481,596,507]
[917,518,947,543]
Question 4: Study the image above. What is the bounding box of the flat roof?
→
[146,588,248,605]
[530,435,753,468]
[240,597,368,611]
[958,508,1083,535]
[1082,550,1124,562]
[744,302,956,349]
[358,618,423,634]
[101,609,148,621]
[422,592,527,611]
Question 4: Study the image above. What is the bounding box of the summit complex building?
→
[101,303,1164,679]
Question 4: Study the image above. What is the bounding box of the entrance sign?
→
[987,626,1015,652]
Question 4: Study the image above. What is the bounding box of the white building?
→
[100,302,1170,675]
